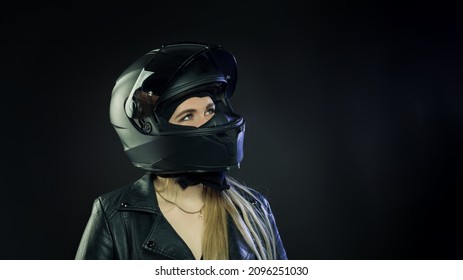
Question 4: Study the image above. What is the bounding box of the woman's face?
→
[168,96,216,127]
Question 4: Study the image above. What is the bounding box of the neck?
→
[154,176,204,203]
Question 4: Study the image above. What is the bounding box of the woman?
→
[75,42,287,260]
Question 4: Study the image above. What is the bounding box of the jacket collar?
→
[116,172,158,213]
[116,172,253,260]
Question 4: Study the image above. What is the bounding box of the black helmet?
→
[109,42,245,174]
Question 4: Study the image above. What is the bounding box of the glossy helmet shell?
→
[109,42,245,174]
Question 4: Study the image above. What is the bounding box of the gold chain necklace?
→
[155,178,205,217]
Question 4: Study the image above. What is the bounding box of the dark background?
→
[1,2,462,260]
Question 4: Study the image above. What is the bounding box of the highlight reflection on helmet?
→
[109,42,245,174]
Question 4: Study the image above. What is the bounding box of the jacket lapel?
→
[117,173,196,259]
[143,213,196,259]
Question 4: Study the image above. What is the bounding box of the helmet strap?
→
[172,172,230,191]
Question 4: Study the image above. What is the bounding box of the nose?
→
[194,114,214,128]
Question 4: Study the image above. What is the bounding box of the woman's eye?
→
[180,114,193,121]
[206,108,215,115]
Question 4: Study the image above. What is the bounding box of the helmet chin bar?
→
[125,117,245,174]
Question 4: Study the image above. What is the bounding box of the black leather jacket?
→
[75,173,287,260]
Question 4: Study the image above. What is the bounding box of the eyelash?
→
[180,114,193,121]
[179,108,215,122]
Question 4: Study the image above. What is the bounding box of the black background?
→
[1,2,462,260]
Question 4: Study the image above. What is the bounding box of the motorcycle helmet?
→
[109,42,245,174]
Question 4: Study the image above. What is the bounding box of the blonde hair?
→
[202,176,277,260]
